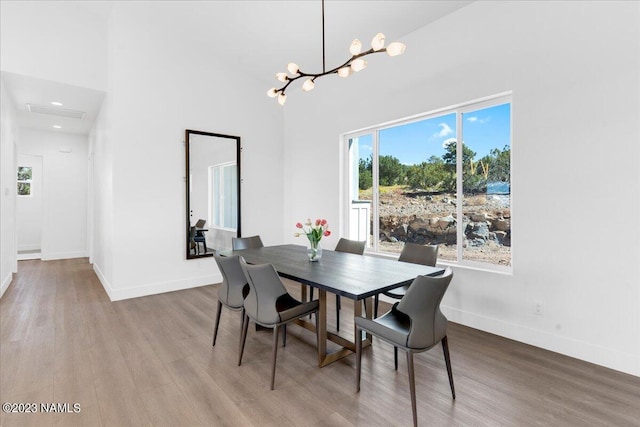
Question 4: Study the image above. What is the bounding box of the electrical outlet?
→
[534,301,543,315]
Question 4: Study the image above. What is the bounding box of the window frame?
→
[17,166,33,197]
[342,92,513,273]
[208,161,238,232]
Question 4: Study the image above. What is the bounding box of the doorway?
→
[16,154,43,260]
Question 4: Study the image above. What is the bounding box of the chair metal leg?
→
[394,346,398,370]
[240,308,245,337]
[238,314,249,366]
[355,326,362,393]
[336,295,341,332]
[442,335,456,399]
[212,301,223,347]
[282,324,287,347]
[407,351,418,427]
[271,326,280,390]
[374,294,380,318]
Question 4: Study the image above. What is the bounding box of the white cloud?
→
[434,123,453,138]
[466,116,489,124]
[442,137,457,148]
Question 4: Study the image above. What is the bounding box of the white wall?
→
[0,77,18,297]
[18,129,89,260]
[89,94,115,291]
[0,1,108,91]
[16,154,43,251]
[92,3,284,300]
[283,1,640,376]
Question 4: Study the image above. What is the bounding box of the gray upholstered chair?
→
[309,237,366,331]
[212,255,249,348]
[238,257,319,390]
[232,235,264,250]
[355,267,455,427]
[334,237,366,255]
[374,243,439,317]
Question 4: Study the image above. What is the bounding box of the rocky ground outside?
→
[361,186,511,266]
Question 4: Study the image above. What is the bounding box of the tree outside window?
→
[17,166,33,196]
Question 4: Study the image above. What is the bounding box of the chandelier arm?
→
[274,48,388,94]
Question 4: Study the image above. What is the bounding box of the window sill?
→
[364,250,513,276]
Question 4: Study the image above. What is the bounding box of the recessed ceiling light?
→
[51,101,63,106]
[53,125,62,129]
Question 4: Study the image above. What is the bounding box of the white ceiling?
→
[2,72,106,135]
[1,1,472,135]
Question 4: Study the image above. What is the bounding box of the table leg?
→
[294,291,371,367]
[301,283,308,302]
[317,289,327,367]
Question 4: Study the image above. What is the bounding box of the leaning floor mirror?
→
[185,129,241,259]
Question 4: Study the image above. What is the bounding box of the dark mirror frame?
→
[185,129,241,259]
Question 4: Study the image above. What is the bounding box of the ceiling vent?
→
[26,104,86,120]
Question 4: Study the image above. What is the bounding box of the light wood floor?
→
[1,259,639,426]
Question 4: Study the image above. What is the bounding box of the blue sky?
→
[357,103,511,165]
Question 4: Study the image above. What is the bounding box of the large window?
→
[345,94,511,270]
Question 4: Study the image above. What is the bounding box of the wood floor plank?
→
[1,258,639,427]
[139,383,203,427]
[165,356,253,426]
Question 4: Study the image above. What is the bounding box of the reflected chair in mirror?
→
[374,243,439,317]
[190,226,207,255]
[238,258,319,390]
[309,238,365,331]
[232,235,264,250]
[355,267,455,427]
[212,255,250,349]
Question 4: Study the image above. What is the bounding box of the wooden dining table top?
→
[229,244,445,300]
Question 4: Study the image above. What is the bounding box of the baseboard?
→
[92,263,114,300]
[17,252,41,261]
[93,264,222,302]
[17,244,40,251]
[0,272,13,299]
[442,305,639,377]
[41,250,88,261]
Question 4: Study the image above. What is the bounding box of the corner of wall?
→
[0,272,13,299]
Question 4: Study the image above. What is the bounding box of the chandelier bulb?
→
[349,39,362,55]
[371,33,385,51]
[267,88,278,98]
[287,62,299,75]
[337,67,351,78]
[277,93,287,106]
[351,58,368,72]
[302,78,315,92]
[386,42,406,57]
[276,72,288,82]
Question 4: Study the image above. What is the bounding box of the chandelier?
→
[267,0,406,106]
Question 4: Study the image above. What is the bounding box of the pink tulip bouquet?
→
[295,218,330,261]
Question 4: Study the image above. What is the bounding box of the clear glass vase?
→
[307,239,322,261]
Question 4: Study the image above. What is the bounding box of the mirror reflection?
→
[186,130,241,259]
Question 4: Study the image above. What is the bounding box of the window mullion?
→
[456,111,464,263]
[372,130,380,253]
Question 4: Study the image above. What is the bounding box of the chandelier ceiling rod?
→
[267,0,406,106]
[322,0,326,73]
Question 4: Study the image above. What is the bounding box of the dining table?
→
[229,244,445,367]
